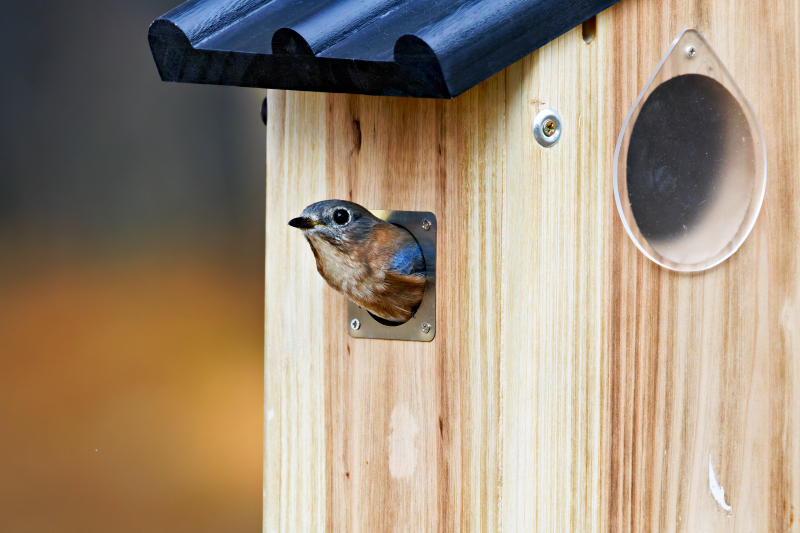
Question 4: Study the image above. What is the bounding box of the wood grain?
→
[265,0,799,530]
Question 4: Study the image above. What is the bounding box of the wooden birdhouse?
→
[149,0,799,530]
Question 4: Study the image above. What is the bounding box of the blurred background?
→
[0,1,265,531]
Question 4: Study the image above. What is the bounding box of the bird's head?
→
[288,200,426,323]
[288,200,378,247]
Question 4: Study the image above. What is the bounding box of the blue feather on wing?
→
[388,243,425,276]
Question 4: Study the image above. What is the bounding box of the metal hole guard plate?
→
[347,210,436,342]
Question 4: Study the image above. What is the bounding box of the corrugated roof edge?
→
[148,0,620,99]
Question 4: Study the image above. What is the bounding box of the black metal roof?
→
[149,0,619,99]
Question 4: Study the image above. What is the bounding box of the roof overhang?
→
[149,0,620,99]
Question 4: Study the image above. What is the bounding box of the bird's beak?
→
[288,216,321,230]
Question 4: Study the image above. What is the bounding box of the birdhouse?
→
[149,0,799,530]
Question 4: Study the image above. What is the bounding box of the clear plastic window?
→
[613,29,766,271]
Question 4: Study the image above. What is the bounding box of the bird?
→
[289,200,426,323]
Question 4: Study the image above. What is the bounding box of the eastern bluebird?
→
[289,200,426,323]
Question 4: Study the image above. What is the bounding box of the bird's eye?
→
[332,209,350,225]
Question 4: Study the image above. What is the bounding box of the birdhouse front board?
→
[263,5,799,533]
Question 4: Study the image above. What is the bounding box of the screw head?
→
[421,219,431,231]
[421,322,431,334]
[350,318,361,331]
[533,108,562,148]
[687,46,696,58]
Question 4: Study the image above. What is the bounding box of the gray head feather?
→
[299,200,380,243]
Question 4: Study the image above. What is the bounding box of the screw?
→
[350,318,360,331]
[533,108,562,148]
[421,322,431,334]
[421,220,431,231]
[687,46,696,58]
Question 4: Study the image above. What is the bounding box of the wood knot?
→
[351,120,362,153]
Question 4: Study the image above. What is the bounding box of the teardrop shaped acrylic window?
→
[614,29,766,271]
